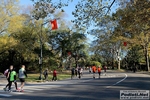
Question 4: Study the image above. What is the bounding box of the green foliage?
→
[72,0,118,28]
[0,0,25,35]
[31,0,73,19]
[88,61,101,67]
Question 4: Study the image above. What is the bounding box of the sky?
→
[19,0,94,42]
[19,0,118,43]
[19,0,118,15]
[19,0,77,21]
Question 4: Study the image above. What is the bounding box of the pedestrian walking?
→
[3,65,18,91]
[71,67,75,79]
[97,66,101,78]
[52,69,57,81]
[8,68,18,92]
[43,68,48,81]
[92,65,97,79]
[18,65,27,92]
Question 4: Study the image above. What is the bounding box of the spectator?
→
[71,67,75,79]
[43,68,48,81]
[75,67,78,77]
[52,69,57,81]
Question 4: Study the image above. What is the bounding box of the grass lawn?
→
[26,72,71,82]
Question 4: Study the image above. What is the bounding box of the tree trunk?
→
[145,46,149,71]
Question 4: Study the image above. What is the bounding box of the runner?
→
[18,65,27,92]
[97,66,101,78]
[92,65,97,79]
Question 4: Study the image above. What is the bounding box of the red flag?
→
[123,42,127,46]
[50,19,58,30]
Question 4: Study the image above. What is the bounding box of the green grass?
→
[0,71,71,82]
[25,73,71,82]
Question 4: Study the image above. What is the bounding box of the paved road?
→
[0,70,150,100]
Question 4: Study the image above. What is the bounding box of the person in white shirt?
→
[18,65,27,92]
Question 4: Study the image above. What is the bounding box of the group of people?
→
[89,65,107,79]
[3,65,27,92]
[70,65,107,79]
[43,69,57,81]
[71,66,83,79]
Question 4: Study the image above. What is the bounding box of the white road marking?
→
[11,92,24,94]
[0,93,12,97]
[106,73,127,88]
[113,74,127,85]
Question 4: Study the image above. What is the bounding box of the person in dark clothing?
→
[43,69,48,81]
[3,65,18,91]
[75,67,78,77]
[78,67,81,79]
[8,68,18,92]
[71,67,75,79]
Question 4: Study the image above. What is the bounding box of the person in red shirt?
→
[97,66,101,78]
[52,69,57,81]
[92,65,97,79]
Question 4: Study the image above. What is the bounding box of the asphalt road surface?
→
[0,70,150,100]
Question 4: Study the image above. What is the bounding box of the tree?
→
[72,0,117,28]
[0,0,25,35]
[115,0,150,71]
[0,0,27,71]
[47,28,87,68]
[31,0,73,20]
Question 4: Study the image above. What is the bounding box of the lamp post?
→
[39,24,43,80]
[32,1,61,80]
[38,18,59,80]
[116,49,120,70]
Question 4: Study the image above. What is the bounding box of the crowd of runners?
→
[70,65,107,79]
[2,64,107,92]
